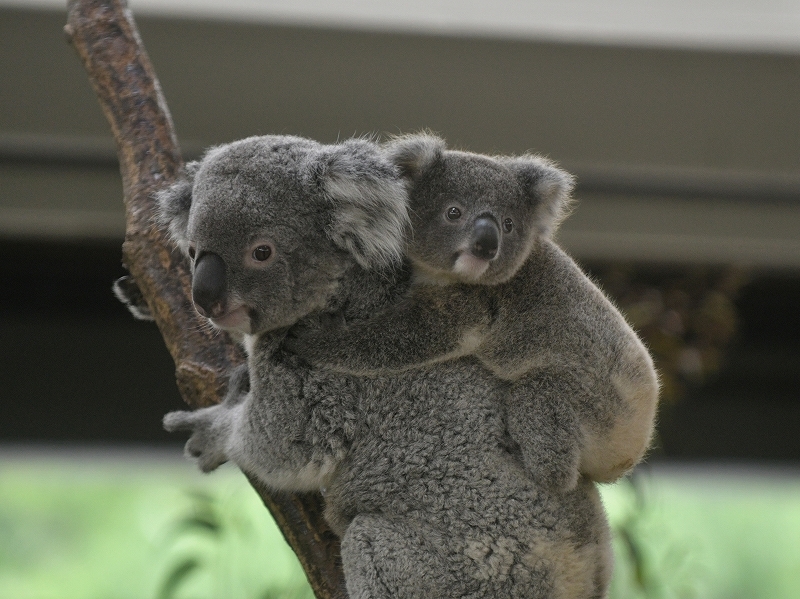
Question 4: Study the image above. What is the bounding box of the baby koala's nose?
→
[471,215,500,261]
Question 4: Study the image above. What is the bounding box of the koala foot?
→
[515,422,581,492]
[163,405,232,473]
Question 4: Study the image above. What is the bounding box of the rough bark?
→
[65,1,346,597]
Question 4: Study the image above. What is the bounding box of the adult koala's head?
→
[386,134,574,285]
[157,135,409,336]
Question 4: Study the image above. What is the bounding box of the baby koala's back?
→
[478,238,648,383]
[479,238,659,482]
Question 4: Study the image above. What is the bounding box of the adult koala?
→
[159,135,612,599]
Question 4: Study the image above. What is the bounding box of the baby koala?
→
[287,134,659,491]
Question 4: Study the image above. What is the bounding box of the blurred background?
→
[1,1,799,598]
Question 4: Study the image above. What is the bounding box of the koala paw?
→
[164,406,231,473]
[112,276,154,321]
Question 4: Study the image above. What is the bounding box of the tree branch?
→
[64,1,346,597]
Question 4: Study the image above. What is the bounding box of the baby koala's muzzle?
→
[471,215,500,261]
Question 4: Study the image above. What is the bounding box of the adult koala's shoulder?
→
[158,135,613,599]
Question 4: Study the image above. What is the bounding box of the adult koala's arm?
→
[165,334,360,491]
[163,264,408,493]
[286,283,494,375]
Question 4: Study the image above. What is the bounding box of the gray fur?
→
[155,160,201,254]
[385,132,446,180]
[160,135,613,599]
[287,134,659,491]
[154,135,408,336]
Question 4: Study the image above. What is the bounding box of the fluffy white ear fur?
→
[154,161,200,249]
[501,155,575,239]
[384,133,446,180]
[321,140,410,270]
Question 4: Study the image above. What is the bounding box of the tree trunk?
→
[64,1,347,597]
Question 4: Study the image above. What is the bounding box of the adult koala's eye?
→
[252,245,272,261]
[503,218,514,233]
[446,207,462,220]
[188,246,196,260]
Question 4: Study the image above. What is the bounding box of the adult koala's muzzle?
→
[471,215,500,261]
[192,252,227,318]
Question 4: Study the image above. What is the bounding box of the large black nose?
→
[192,252,227,318]
[471,215,500,261]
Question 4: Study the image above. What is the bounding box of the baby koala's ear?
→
[154,160,201,249]
[500,155,575,239]
[317,139,410,270]
[384,133,446,180]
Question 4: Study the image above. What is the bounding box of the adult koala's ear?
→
[384,133,446,180]
[154,161,201,249]
[500,155,575,239]
[318,139,410,269]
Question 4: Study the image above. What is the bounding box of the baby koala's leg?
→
[505,372,582,492]
[284,285,491,375]
[579,361,658,483]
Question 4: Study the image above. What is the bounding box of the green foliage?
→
[601,465,800,599]
[0,452,312,599]
[154,488,314,599]
[2,452,800,599]
[603,471,701,599]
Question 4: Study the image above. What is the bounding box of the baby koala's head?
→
[386,134,574,285]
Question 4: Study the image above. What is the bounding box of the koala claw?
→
[163,410,197,433]
[164,408,230,473]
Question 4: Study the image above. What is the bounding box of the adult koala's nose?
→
[192,252,228,318]
[471,215,500,261]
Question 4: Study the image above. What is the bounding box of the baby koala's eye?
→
[188,245,196,260]
[446,207,462,220]
[252,245,272,261]
[503,218,514,233]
